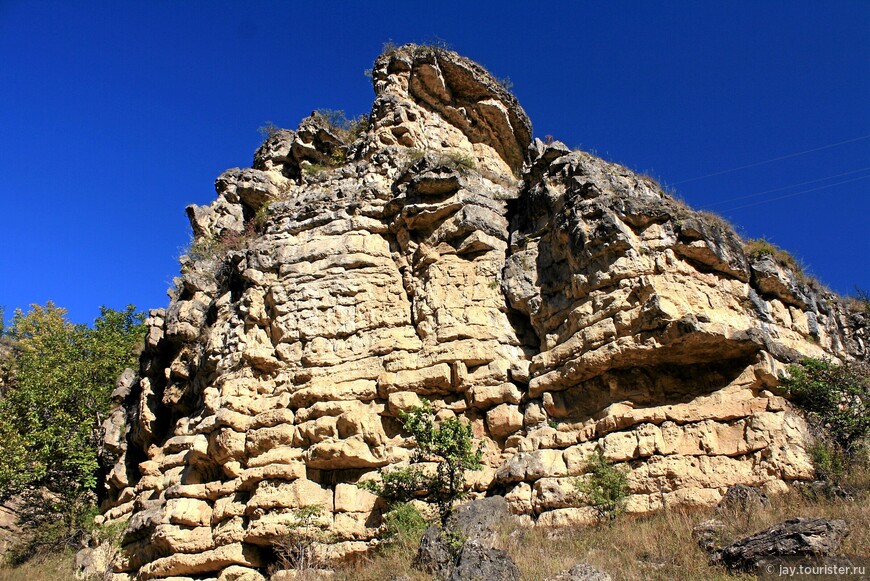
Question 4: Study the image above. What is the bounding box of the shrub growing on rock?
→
[781,357,870,461]
[574,450,629,522]
[364,401,482,528]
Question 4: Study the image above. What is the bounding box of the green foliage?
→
[182,235,221,263]
[382,502,427,542]
[272,504,332,572]
[359,466,427,504]
[781,357,870,459]
[808,441,847,483]
[440,151,476,173]
[495,76,514,91]
[0,303,144,555]
[301,162,331,176]
[371,401,482,527]
[439,526,467,558]
[574,450,629,522]
[848,287,870,317]
[697,210,737,233]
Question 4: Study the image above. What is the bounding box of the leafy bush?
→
[359,465,427,504]
[781,357,870,460]
[574,450,629,522]
[382,502,427,542]
[807,441,846,483]
[400,402,483,526]
[846,287,870,317]
[440,151,476,174]
[0,303,144,556]
[257,120,281,139]
[365,401,482,528]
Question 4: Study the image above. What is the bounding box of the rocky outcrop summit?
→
[99,44,868,579]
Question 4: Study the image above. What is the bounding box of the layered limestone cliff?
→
[99,45,868,580]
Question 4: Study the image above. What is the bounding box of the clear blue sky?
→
[1,1,868,325]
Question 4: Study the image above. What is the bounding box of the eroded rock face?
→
[100,44,868,579]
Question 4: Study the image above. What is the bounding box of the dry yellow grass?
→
[335,484,868,581]
[0,551,78,581]
[2,486,866,581]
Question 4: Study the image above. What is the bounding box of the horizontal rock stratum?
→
[100,44,868,580]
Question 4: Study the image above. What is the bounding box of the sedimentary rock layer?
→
[99,44,868,580]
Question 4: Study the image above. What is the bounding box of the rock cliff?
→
[100,44,868,580]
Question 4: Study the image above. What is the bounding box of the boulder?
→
[714,517,849,571]
[717,484,770,514]
[448,540,520,581]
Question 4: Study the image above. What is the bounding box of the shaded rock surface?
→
[714,517,849,571]
[717,484,771,514]
[448,540,520,581]
[96,44,869,579]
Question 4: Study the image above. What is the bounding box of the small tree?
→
[364,401,482,528]
[574,450,629,522]
[272,504,332,572]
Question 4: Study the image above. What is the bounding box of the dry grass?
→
[332,534,430,581]
[5,486,867,581]
[0,551,78,581]
[332,485,868,581]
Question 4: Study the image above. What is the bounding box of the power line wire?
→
[719,174,870,212]
[702,166,870,208]
[673,134,870,185]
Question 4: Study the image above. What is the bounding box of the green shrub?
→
[401,402,483,526]
[257,121,281,139]
[440,151,476,173]
[495,76,514,91]
[359,465,428,504]
[808,441,847,483]
[313,109,370,143]
[365,401,482,528]
[574,450,629,522]
[781,357,870,459]
[382,502,427,541]
[847,287,870,317]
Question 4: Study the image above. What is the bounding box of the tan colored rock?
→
[535,507,597,528]
[217,565,266,581]
[165,498,212,528]
[468,383,523,409]
[138,543,261,579]
[486,404,524,439]
[246,479,333,514]
[101,44,867,580]
[334,483,379,513]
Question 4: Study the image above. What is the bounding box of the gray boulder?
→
[448,540,520,581]
[714,517,849,571]
[717,484,771,514]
